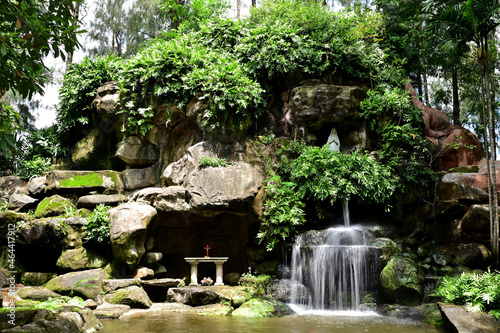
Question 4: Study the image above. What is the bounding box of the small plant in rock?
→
[0,199,7,213]
[84,204,111,244]
[198,156,230,168]
[201,277,213,286]
[239,274,272,295]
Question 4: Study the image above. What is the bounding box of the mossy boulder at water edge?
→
[45,269,107,300]
[34,195,75,218]
[231,298,294,318]
[104,285,152,308]
[380,256,424,306]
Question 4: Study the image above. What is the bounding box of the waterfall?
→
[342,199,350,227]
[290,226,380,311]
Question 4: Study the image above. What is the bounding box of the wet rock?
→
[104,285,152,308]
[438,302,500,333]
[45,268,107,300]
[93,302,131,319]
[380,256,424,306]
[76,194,128,209]
[34,195,75,218]
[0,211,30,230]
[17,286,61,301]
[56,246,109,271]
[122,166,157,190]
[166,287,219,306]
[372,238,400,264]
[231,298,293,318]
[116,136,159,167]
[8,193,38,212]
[210,286,255,307]
[266,279,309,303]
[21,272,58,286]
[109,202,157,274]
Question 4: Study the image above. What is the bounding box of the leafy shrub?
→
[433,270,500,318]
[199,156,230,168]
[84,204,112,244]
[259,141,398,250]
[0,199,8,213]
[239,273,272,295]
[16,156,51,179]
[57,56,122,134]
[21,125,67,158]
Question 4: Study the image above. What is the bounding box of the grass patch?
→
[59,173,104,187]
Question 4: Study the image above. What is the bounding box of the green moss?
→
[104,171,120,186]
[34,195,75,218]
[59,173,103,187]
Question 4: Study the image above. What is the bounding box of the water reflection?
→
[100,312,447,333]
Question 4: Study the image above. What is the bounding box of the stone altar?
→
[184,257,228,286]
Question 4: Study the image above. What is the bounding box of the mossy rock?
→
[104,286,152,308]
[21,272,58,286]
[380,256,424,306]
[56,247,109,271]
[231,297,293,318]
[372,238,401,264]
[45,170,124,194]
[34,195,75,218]
[45,269,107,300]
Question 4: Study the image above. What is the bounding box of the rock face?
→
[56,246,109,271]
[438,303,500,333]
[406,82,485,171]
[380,256,424,306]
[109,203,157,275]
[116,136,159,167]
[231,298,293,318]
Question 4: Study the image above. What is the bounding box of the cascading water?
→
[289,225,380,311]
[290,128,380,310]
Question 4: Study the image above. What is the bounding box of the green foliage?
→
[0,100,20,159]
[59,173,104,188]
[0,199,8,213]
[57,56,122,134]
[433,270,500,318]
[199,156,230,168]
[84,204,111,244]
[0,0,83,98]
[16,156,52,179]
[239,273,272,295]
[260,141,397,250]
[22,125,67,159]
[360,85,434,189]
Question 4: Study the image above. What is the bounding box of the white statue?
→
[327,127,340,152]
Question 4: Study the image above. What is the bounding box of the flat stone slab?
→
[120,302,195,317]
[77,194,128,209]
[93,303,131,319]
[438,303,500,333]
[103,278,141,292]
[141,278,183,288]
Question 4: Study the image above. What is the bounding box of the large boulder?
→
[130,186,191,212]
[186,162,264,215]
[115,136,159,167]
[44,170,124,195]
[21,272,58,286]
[439,303,500,333]
[266,279,309,304]
[34,195,75,218]
[16,217,87,249]
[437,182,489,204]
[8,193,38,212]
[93,302,131,319]
[122,166,157,191]
[103,285,152,308]
[380,256,424,306]
[439,126,485,171]
[17,286,61,301]
[26,176,46,196]
[110,202,157,275]
[461,204,490,232]
[231,298,293,318]
[77,194,127,209]
[56,246,109,271]
[45,268,107,300]
[289,84,366,128]
[0,176,27,201]
[166,287,219,306]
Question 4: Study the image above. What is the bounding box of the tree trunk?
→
[252,0,256,7]
[65,1,81,72]
[451,66,461,125]
[237,0,241,19]
[484,38,499,268]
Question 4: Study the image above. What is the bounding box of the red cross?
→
[204,245,211,257]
